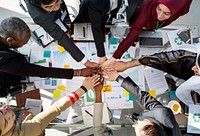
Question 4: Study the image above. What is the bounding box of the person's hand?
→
[82,74,100,90]
[101,57,116,68]
[98,56,107,65]
[110,61,130,72]
[103,66,119,81]
[79,67,102,77]
[84,60,99,68]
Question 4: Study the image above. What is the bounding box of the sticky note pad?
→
[170,91,177,99]
[58,45,65,53]
[124,90,129,97]
[129,94,136,101]
[64,64,70,69]
[43,50,51,58]
[148,90,156,98]
[57,85,66,92]
[110,37,118,44]
[53,90,61,98]
[102,84,112,92]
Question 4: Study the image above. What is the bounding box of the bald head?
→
[0,17,31,47]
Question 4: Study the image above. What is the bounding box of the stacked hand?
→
[82,74,101,90]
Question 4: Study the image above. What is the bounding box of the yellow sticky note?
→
[57,85,66,92]
[102,84,112,92]
[124,90,129,97]
[64,64,70,69]
[53,90,61,98]
[148,90,156,98]
[58,45,65,53]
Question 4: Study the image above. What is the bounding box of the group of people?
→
[0,0,197,135]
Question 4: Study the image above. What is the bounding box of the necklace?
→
[155,21,165,30]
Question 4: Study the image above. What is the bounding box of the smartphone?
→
[177,30,191,44]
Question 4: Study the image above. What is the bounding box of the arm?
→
[109,59,141,72]
[0,53,99,79]
[22,75,100,136]
[33,14,86,63]
[105,71,162,110]
[113,11,147,59]
[88,1,106,58]
[138,50,196,79]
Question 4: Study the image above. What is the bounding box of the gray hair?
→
[0,17,31,40]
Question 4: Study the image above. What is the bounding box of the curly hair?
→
[0,17,31,40]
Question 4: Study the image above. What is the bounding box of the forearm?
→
[126,59,141,69]
[23,88,86,136]
[116,75,162,110]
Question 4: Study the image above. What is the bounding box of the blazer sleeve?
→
[35,13,85,62]
[0,52,74,79]
[87,0,106,57]
[119,76,162,110]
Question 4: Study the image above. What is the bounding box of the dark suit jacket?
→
[25,0,85,62]
[118,76,182,136]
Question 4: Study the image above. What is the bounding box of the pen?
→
[85,110,93,117]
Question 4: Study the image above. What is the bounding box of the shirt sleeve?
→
[0,53,74,79]
[21,95,73,136]
[117,75,162,110]
[33,12,86,62]
[87,0,106,57]
[113,11,147,59]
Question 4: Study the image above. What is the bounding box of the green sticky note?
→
[110,37,118,44]
[43,50,51,58]
[170,91,177,99]
[129,94,136,101]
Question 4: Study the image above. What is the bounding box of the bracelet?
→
[71,92,79,100]
[67,95,75,104]
[80,85,88,93]
[77,69,81,76]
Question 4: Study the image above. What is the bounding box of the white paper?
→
[25,98,42,116]
[73,23,94,40]
[103,86,133,109]
[33,27,54,45]
[167,29,191,49]
[144,67,169,95]
[187,104,200,134]
[113,109,122,119]
[81,103,110,127]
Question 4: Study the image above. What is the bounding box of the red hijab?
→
[138,0,192,27]
[156,0,192,22]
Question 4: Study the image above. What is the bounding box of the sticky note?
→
[148,90,156,98]
[102,84,112,92]
[51,79,57,86]
[64,64,70,69]
[57,85,66,92]
[110,37,118,44]
[53,90,61,98]
[124,90,129,97]
[58,45,65,53]
[129,94,136,101]
[43,50,51,58]
[170,91,177,99]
